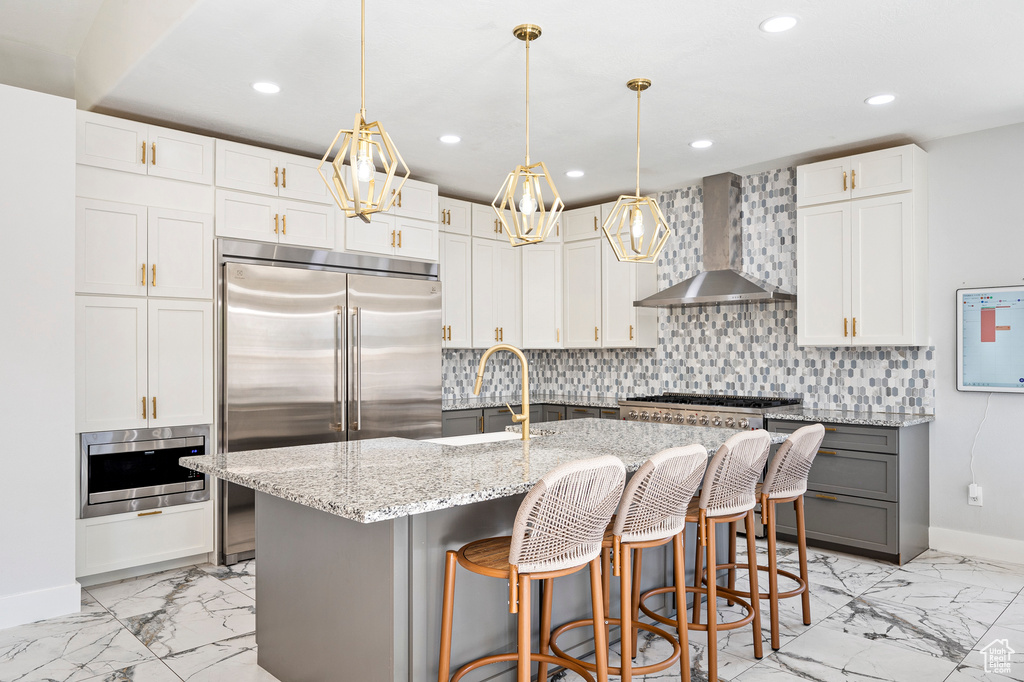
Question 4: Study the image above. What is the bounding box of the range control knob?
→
[675,414,686,423]
[738,418,749,429]
[640,411,651,421]
[724,417,735,428]
[712,416,722,426]
[651,412,662,422]
[687,415,698,425]
[628,410,638,419]
[699,415,710,425]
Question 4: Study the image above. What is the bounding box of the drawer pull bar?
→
[824,427,837,432]
[138,510,163,517]
[814,494,838,501]
[818,450,837,455]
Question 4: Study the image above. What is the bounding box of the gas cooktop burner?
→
[625,393,801,409]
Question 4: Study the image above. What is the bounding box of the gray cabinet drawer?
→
[776,492,898,555]
[441,409,483,437]
[809,449,898,502]
[769,421,898,454]
[568,406,600,420]
[599,408,621,420]
[541,405,565,422]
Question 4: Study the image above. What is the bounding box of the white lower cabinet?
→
[563,239,602,348]
[440,233,472,348]
[76,501,213,577]
[522,243,562,348]
[471,238,521,347]
[215,189,334,250]
[76,296,213,432]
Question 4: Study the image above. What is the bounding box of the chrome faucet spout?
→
[473,344,530,441]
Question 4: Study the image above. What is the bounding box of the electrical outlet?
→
[968,483,983,506]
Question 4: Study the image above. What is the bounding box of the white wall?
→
[923,123,1024,563]
[0,84,79,628]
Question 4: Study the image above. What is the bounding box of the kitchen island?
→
[181,419,786,682]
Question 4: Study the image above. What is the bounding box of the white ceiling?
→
[6,0,1024,205]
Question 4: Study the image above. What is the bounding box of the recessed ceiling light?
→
[690,140,713,149]
[565,170,585,178]
[439,134,461,144]
[865,94,896,106]
[759,16,798,33]
[252,82,280,94]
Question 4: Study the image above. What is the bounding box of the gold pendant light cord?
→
[524,36,530,166]
[360,0,366,119]
[635,87,641,197]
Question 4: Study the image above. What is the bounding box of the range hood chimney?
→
[634,172,796,308]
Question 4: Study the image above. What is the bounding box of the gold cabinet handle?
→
[593,215,598,231]
[397,230,401,248]
[391,230,396,247]
[274,167,279,187]
[824,427,837,432]
[397,190,402,208]
[151,264,156,286]
[479,416,484,433]
[274,214,279,234]
[842,171,848,191]
[141,142,147,164]
[138,510,162,517]
[282,214,286,235]
[852,317,857,337]
[573,408,589,413]
[819,450,837,455]
[282,168,286,188]
[851,169,856,189]
[595,326,599,341]
[495,327,499,341]
[629,324,634,340]
[844,317,848,337]
[141,264,147,286]
[142,396,147,419]
[556,328,559,343]
[442,324,446,340]
[152,397,157,419]
[499,327,503,342]
[447,325,452,340]
[151,142,156,165]
[556,222,559,237]
[815,494,838,501]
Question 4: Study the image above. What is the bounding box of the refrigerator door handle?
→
[350,306,361,431]
[330,305,346,432]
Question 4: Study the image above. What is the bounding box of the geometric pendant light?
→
[601,78,671,263]
[492,24,564,247]
[318,0,409,223]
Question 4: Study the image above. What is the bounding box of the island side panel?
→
[256,492,408,682]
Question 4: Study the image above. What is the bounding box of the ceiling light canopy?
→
[492,24,564,247]
[759,16,798,33]
[866,94,896,105]
[601,78,671,264]
[318,0,409,224]
[439,134,461,144]
[690,139,714,149]
[252,82,280,94]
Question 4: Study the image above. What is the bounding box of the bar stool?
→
[639,429,772,682]
[724,423,825,650]
[547,445,709,682]
[437,455,626,682]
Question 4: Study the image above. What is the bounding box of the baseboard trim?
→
[0,581,81,630]
[929,527,1024,566]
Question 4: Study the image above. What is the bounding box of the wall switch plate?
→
[968,483,983,506]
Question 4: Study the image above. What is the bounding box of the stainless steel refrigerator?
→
[219,241,441,564]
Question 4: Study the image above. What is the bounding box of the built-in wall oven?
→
[80,425,210,518]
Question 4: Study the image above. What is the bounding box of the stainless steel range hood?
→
[635,172,796,308]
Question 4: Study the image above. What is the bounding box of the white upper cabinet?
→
[147,299,214,428]
[601,241,657,348]
[563,239,602,348]
[562,205,602,242]
[797,144,924,207]
[471,238,521,347]
[215,189,334,250]
[440,233,472,348]
[796,145,928,346]
[279,153,335,204]
[77,112,213,185]
[438,197,471,235]
[215,141,333,205]
[76,198,212,299]
[342,212,438,261]
[389,178,438,222]
[522,243,562,349]
[471,203,505,240]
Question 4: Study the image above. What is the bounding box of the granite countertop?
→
[764,405,934,428]
[180,419,786,524]
[443,392,621,411]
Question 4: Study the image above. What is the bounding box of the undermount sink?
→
[427,431,525,446]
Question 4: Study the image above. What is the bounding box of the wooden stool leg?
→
[630,547,643,659]
[705,518,718,682]
[744,510,764,659]
[726,521,737,606]
[601,546,612,649]
[691,522,704,626]
[590,557,611,682]
[438,550,457,682]
[795,495,811,625]
[620,544,633,682]
[766,501,781,650]
[517,574,531,682]
[538,578,553,681]
[674,531,691,682]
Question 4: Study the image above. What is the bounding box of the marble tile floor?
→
[1,543,1022,682]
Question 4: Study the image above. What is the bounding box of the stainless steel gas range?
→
[619,393,801,430]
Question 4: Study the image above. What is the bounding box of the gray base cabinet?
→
[766,420,929,565]
[542,405,565,422]
[441,409,484,437]
[567,406,601,420]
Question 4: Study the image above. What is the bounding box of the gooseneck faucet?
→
[474,344,530,441]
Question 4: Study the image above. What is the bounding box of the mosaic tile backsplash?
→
[443,167,935,412]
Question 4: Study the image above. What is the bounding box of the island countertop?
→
[180,419,786,524]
